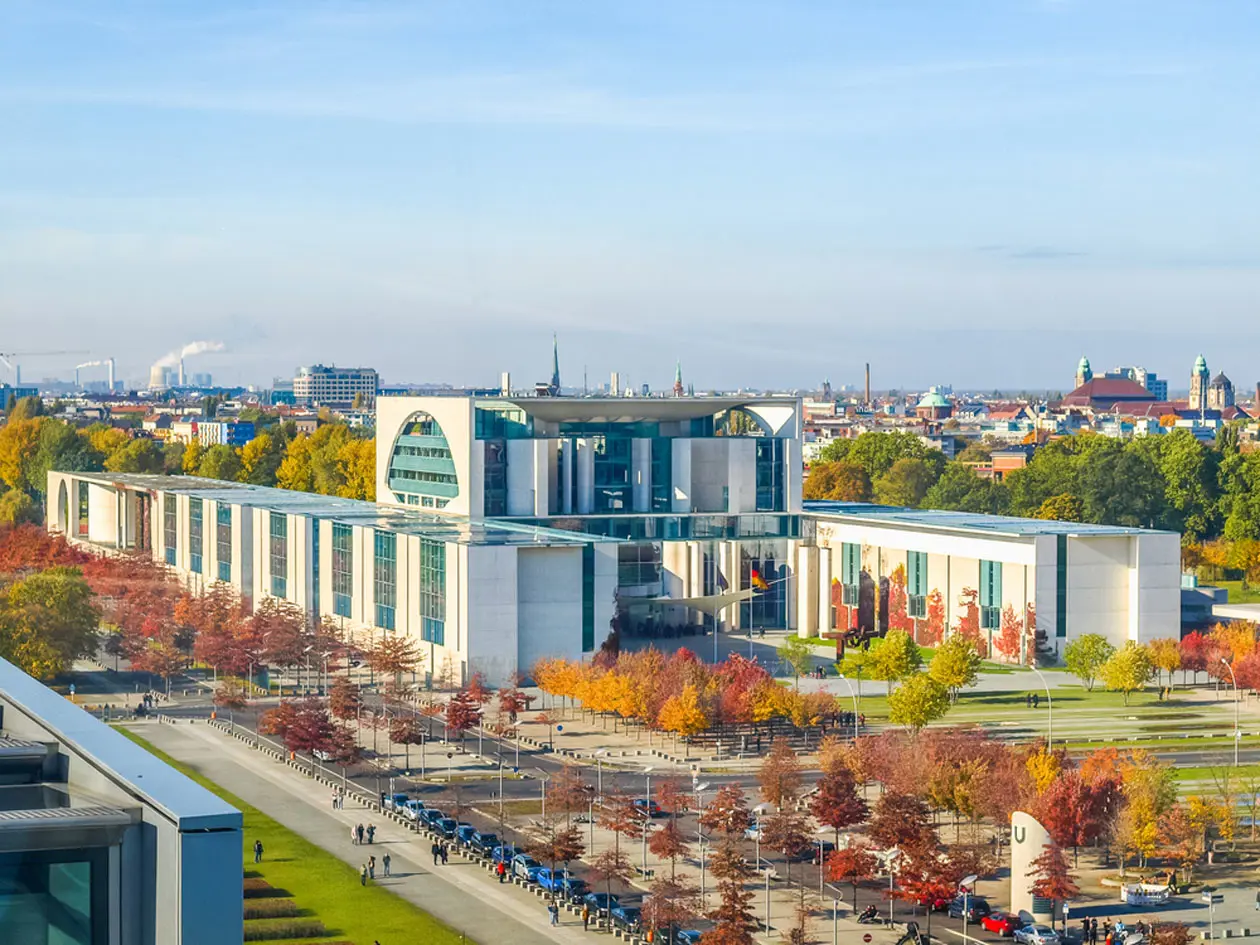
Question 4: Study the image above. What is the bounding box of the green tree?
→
[0,566,101,678]
[803,461,870,502]
[197,444,242,482]
[162,441,186,474]
[104,438,165,473]
[1063,634,1115,691]
[27,422,104,496]
[866,629,922,693]
[873,457,938,508]
[928,632,982,702]
[922,462,1011,514]
[819,431,945,482]
[181,438,203,474]
[1035,493,1084,522]
[1149,430,1219,541]
[777,636,814,689]
[888,674,950,733]
[0,489,39,526]
[238,432,285,485]
[7,395,45,421]
[1099,641,1153,705]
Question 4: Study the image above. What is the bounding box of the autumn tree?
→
[328,675,363,724]
[589,848,633,930]
[758,737,803,810]
[803,461,871,502]
[760,809,812,883]
[445,687,481,749]
[1100,641,1154,705]
[549,764,595,828]
[1147,638,1183,689]
[928,632,981,702]
[777,636,814,689]
[888,673,950,733]
[644,876,700,942]
[826,843,878,911]
[866,629,923,693]
[213,676,250,724]
[1028,844,1079,932]
[868,792,934,853]
[531,822,586,901]
[658,683,710,739]
[0,565,101,679]
[994,604,1024,663]
[365,631,423,688]
[389,714,425,770]
[1064,634,1115,691]
[810,761,868,846]
[648,820,691,880]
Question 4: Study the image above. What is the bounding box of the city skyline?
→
[2,1,1259,387]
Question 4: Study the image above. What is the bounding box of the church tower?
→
[672,361,684,397]
[1188,354,1209,412]
[1075,356,1092,389]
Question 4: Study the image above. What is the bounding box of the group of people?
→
[331,788,348,809]
[350,822,377,845]
[1082,917,1146,944]
[358,853,391,885]
[430,841,451,865]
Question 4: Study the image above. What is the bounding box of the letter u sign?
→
[1013,825,1026,844]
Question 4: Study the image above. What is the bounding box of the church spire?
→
[673,360,684,397]
[550,334,561,393]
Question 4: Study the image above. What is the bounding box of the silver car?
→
[1014,925,1060,945]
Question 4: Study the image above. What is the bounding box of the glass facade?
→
[311,518,320,618]
[979,559,1002,629]
[332,523,353,617]
[374,530,396,630]
[1056,535,1067,638]
[582,544,595,652]
[483,441,507,517]
[474,403,531,439]
[216,505,232,583]
[907,550,928,617]
[592,436,631,513]
[754,438,786,512]
[419,538,445,644]
[77,484,89,538]
[0,848,107,944]
[269,512,288,599]
[617,542,661,589]
[387,412,457,507]
[188,498,202,573]
[650,438,672,512]
[840,542,861,605]
[740,541,788,629]
[163,495,177,565]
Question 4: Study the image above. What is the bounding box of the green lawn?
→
[796,640,1015,674]
[1172,763,1260,782]
[119,728,473,945]
[854,684,1211,723]
[1218,580,1260,604]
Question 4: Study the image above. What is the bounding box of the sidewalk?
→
[124,719,590,945]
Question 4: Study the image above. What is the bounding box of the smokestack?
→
[864,362,871,405]
[178,358,185,387]
[75,367,80,388]
[14,363,19,386]
[500,371,511,396]
[108,358,115,392]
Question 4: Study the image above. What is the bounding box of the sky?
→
[1,0,1258,392]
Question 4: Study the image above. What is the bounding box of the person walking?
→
[360,863,368,886]
[356,823,365,845]
[432,842,441,865]
[548,902,559,926]
[331,789,338,810]
[368,855,376,880]
[440,843,448,865]
[583,904,591,930]
[496,861,506,883]
[351,824,358,845]
[253,839,263,864]
[367,824,376,844]
[1090,917,1099,944]
[382,853,391,878]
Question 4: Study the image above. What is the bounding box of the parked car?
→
[982,912,1025,937]
[419,808,446,828]
[610,905,641,932]
[948,896,991,921]
[455,824,478,846]
[555,875,589,900]
[384,792,410,811]
[511,854,544,883]
[537,869,583,895]
[633,798,663,818]
[401,800,426,821]
[743,825,762,841]
[674,931,704,945]
[468,831,500,856]
[491,844,521,865]
[917,894,951,913]
[583,892,620,915]
[435,817,459,840]
[1014,925,1060,945]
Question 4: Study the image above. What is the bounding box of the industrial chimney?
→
[108,358,116,392]
[178,358,186,387]
[864,362,871,405]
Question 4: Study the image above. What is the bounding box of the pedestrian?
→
[432,842,441,865]
[369,855,376,880]
[497,861,506,883]
[367,824,376,844]
[331,790,338,811]
[253,839,263,863]
[583,904,591,929]
[440,843,448,865]
[548,902,559,926]
[1082,919,1091,942]
[383,853,391,877]
[360,864,368,886]
[351,824,358,846]
[357,823,365,844]
[1091,917,1099,944]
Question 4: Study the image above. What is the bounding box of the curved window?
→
[57,481,69,533]
[386,412,458,508]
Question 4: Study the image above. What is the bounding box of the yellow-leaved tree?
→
[658,684,709,738]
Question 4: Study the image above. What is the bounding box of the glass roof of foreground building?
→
[70,473,613,547]
[804,501,1174,538]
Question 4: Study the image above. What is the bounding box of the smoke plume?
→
[154,340,225,368]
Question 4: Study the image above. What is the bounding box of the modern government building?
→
[47,392,1181,685]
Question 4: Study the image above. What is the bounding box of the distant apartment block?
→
[293,365,378,408]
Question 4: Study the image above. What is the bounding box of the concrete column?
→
[670,439,692,513]
[796,545,818,637]
[817,547,833,636]
[576,438,594,515]
[631,438,651,512]
[561,440,574,515]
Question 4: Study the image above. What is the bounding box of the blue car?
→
[455,824,478,846]
[419,808,445,828]
[674,932,703,945]
[536,869,588,898]
[401,800,426,822]
[610,905,641,932]
[384,792,409,811]
[583,892,620,915]
[468,831,500,856]
[511,853,543,883]
[435,818,459,840]
[491,844,521,865]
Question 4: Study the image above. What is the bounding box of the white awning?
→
[622,590,754,612]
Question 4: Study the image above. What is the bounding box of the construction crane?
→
[0,350,87,385]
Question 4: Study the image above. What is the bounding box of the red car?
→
[918,895,951,913]
[982,912,1025,937]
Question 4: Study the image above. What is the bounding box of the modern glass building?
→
[0,656,242,945]
[375,394,805,633]
[48,472,617,687]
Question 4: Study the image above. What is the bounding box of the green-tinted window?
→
[188,497,203,573]
[374,530,396,630]
[77,483,90,538]
[617,542,660,588]
[840,542,862,604]
[755,439,786,512]
[1056,535,1067,638]
[906,550,928,617]
[163,494,177,565]
[332,523,353,617]
[650,438,673,512]
[980,560,1002,629]
[582,544,595,652]
[419,538,446,644]
[270,512,288,599]
[592,436,631,513]
[216,505,232,582]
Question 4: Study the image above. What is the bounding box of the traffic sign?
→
[864,934,873,942]
[1202,892,1224,904]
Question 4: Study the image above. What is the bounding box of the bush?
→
[242,919,327,941]
[242,878,289,898]
[243,899,302,919]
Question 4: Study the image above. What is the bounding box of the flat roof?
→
[0,658,239,831]
[804,501,1174,539]
[381,393,799,424]
[71,473,614,547]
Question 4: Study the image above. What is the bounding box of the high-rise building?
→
[293,365,378,408]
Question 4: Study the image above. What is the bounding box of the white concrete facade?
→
[47,472,616,687]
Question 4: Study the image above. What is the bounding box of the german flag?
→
[750,568,770,591]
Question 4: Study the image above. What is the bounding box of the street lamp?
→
[594,749,607,801]
[960,873,979,945]
[1029,665,1054,747]
[837,674,859,739]
[752,803,768,870]
[693,781,710,907]
[641,767,654,875]
[536,769,551,822]
[1222,658,1241,767]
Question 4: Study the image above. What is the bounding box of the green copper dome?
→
[917,390,950,408]
[1077,356,1091,373]
[1194,354,1208,376]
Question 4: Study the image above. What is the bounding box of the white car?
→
[1014,925,1060,945]
[402,800,425,821]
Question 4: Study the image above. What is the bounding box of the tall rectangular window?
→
[650,438,673,512]
[374,530,397,630]
[77,484,90,538]
[755,439,786,512]
[216,505,232,583]
[270,512,288,599]
[311,518,321,617]
[188,497,203,574]
[1056,535,1068,638]
[163,495,177,565]
[582,544,595,652]
[419,538,446,645]
[592,436,631,513]
[980,559,1002,629]
[907,550,928,617]
[332,523,353,617]
[840,542,861,605]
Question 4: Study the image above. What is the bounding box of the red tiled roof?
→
[1059,377,1156,407]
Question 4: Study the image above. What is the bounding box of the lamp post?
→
[1029,665,1053,747]
[594,749,607,801]
[960,873,979,945]
[694,781,710,907]
[1222,658,1241,767]
[837,674,859,739]
[641,767,654,875]
[752,803,768,871]
[536,769,551,822]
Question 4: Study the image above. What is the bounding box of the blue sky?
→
[1,1,1258,392]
